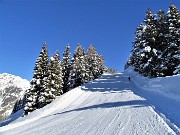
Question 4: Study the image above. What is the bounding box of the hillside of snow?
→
[0,73,30,121]
[124,67,180,101]
[0,72,179,135]
[124,67,180,132]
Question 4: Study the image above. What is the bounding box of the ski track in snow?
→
[0,73,177,135]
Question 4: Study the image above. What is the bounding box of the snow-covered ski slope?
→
[125,67,180,130]
[0,73,178,135]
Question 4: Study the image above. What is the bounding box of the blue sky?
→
[0,0,179,80]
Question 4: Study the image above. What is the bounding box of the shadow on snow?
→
[53,100,148,116]
[81,73,132,93]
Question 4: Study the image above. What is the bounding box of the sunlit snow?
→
[0,70,179,135]
[144,46,151,52]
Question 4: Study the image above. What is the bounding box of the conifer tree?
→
[69,57,78,89]
[141,9,158,76]
[129,9,161,76]
[62,45,71,93]
[70,44,86,88]
[80,52,90,84]
[50,51,63,96]
[38,51,63,108]
[153,9,169,76]
[83,54,92,83]
[161,4,180,75]
[38,64,52,108]
[87,45,99,79]
[127,23,145,73]
[126,4,180,77]
[97,55,105,76]
[24,43,49,115]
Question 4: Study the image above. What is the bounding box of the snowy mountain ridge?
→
[0,73,30,121]
[0,71,179,135]
[0,73,29,89]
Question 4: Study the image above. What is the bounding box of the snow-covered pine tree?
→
[82,52,91,84]
[97,55,105,76]
[69,57,77,89]
[126,4,180,77]
[87,45,99,79]
[153,9,169,76]
[38,51,63,108]
[140,8,158,76]
[127,9,159,76]
[70,44,87,88]
[38,66,52,108]
[62,45,71,93]
[50,51,63,96]
[127,21,150,74]
[161,4,180,76]
[106,68,118,73]
[85,52,94,81]
[24,43,49,115]
[126,23,145,73]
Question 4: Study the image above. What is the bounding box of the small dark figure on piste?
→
[128,76,131,82]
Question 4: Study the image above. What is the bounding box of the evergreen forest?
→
[126,4,180,77]
[23,43,105,115]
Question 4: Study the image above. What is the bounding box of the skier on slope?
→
[128,76,131,82]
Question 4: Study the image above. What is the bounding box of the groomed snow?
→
[0,72,178,135]
[124,67,180,133]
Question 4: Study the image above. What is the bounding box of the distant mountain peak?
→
[0,73,30,121]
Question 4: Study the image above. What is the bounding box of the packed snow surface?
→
[125,67,180,132]
[0,72,179,135]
